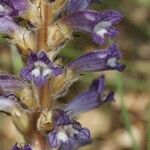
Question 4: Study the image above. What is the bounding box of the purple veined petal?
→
[48,131,62,148]
[77,128,91,142]
[0,71,27,92]
[66,0,102,13]
[52,109,71,126]
[0,0,28,16]
[11,144,32,150]
[48,109,91,150]
[61,9,123,44]
[11,0,28,12]
[59,137,82,150]
[64,75,115,116]
[20,51,63,87]
[38,51,53,65]
[67,43,126,73]
[0,15,19,34]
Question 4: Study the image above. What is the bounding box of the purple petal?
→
[11,0,27,12]
[52,109,71,126]
[64,75,115,116]
[0,71,27,92]
[20,51,63,87]
[77,128,91,142]
[11,144,32,150]
[61,9,123,44]
[48,131,61,148]
[0,16,19,34]
[66,0,101,13]
[48,109,91,150]
[0,0,27,16]
[68,44,126,73]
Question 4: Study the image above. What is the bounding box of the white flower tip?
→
[57,131,69,143]
[107,57,117,67]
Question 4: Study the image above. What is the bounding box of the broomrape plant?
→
[0,0,125,150]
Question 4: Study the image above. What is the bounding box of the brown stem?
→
[39,82,53,109]
[28,112,50,150]
[37,1,53,51]
[31,132,47,150]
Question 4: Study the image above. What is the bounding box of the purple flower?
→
[0,0,27,17]
[61,9,123,44]
[66,0,101,13]
[0,0,27,34]
[0,15,19,34]
[67,44,125,73]
[64,75,114,116]
[20,51,63,87]
[48,109,91,150]
[11,144,32,150]
[0,71,27,92]
[48,75,114,149]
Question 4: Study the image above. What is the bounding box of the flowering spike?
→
[0,0,125,149]
[68,44,126,73]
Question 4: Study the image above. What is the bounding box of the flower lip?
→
[48,109,91,150]
[93,21,112,38]
[20,51,63,86]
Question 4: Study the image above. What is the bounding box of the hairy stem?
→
[39,82,53,109]
[28,112,49,150]
[37,1,53,51]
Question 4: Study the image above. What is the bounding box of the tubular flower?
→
[20,51,63,87]
[68,43,126,73]
[64,75,114,116]
[61,9,123,44]
[48,76,114,150]
[48,109,91,150]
